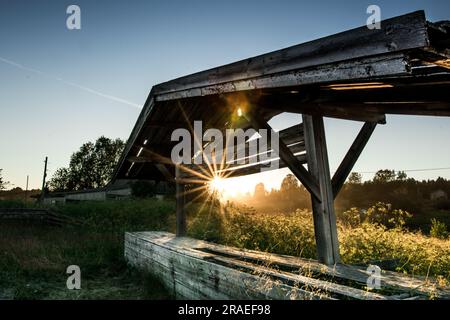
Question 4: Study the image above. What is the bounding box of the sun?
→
[209,176,226,194]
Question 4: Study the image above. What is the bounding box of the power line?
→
[353,167,450,174]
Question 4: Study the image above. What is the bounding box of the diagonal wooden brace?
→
[332,122,377,198]
[243,110,321,202]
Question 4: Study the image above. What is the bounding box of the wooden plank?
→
[126,240,313,299]
[209,256,388,300]
[127,148,173,165]
[125,232,450,300]
[197,245,441,299]
[146,121,187,128]
[190,142,306,174]
[332,122,377,197]
[258,98,387,123]
[206,124,305,163]
[153,12,428,97]
[128,232,450,299]
[127,234,326,299]
[110,93,156,181]
[303,115,340,265]
[269,101,450,118]
[125,242,232,299]
[155,53,410,102]
[201,235,448,298]
[180,154,307,182]
[125,232,321,300]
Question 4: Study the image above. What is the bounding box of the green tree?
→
[48,168,72,192]
[280,174,300,193]
[49,136,125,191]
[253,182,266,199]
[347,172,362,184]
[373,169,396,183]
[365,202,412,228]
[279,174,306,210]
[0,169,8,190]
[396,171,407,181]
[430,218,448,239]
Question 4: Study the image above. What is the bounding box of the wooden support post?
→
[175,165,186,237]
[332,122,377,198]
[39,156,48,203]
[302,115,340,265]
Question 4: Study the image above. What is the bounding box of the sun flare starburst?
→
[209,176,226,194]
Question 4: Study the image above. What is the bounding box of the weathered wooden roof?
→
[111,11,450,183]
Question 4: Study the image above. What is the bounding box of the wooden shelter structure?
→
[114,11,450,267]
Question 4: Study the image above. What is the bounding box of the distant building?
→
[42,179,172,205]
[43,185,132,205]
[430,189,448,201]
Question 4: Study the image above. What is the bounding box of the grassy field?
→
[0,199,175,299]
[0,198,449,299]
[188,202,450,282]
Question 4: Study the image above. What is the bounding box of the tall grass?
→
[0,199,176,299]
[2,198,448,299]
[188,204,450,281]
[59,198,175,233]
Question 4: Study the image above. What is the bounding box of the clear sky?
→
[1,0,449,191]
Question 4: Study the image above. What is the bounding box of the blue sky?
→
[1,0,450,190]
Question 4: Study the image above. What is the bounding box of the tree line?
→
[237,171,450,216]
[49,136,125,192]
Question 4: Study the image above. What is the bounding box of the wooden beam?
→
[332,122,377,197]
[155,54,410,102]
[154,11,428,98]
[127,150,173,165]
[175,165,186,237]
[244,110,321,201]
[146,121,186,128]
[257,97,387,123]
[180,153,308,182]
[195,123,305,165]
[303,114,340,265]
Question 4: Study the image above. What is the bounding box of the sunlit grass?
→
[188,204,450,281]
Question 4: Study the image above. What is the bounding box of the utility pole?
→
[40,157,48,203]
[25,175,29,202]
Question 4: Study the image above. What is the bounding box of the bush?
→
[337,207,362,228]
[430,218,448,239]
[364,202,412,228]
[0,199,33,208]
[339,222,450,279]
[188,205,225,243]
[57,198,174,233]
[186,203,450,280]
